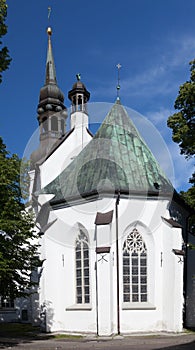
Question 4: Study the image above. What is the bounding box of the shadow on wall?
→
[40,300,54,332]
[29,267,54,331]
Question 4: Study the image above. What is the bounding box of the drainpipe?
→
[95,225,99,336]
[115,190,120,335]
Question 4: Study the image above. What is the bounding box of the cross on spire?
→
[116,63,122,100]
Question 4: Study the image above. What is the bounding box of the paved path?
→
[0,334,195,350]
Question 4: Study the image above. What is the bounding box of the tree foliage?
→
[167,60,195,239]
[167,59,195,212]
[0,137,42,300]
[0,0,11,83]
[167,59,195,159]
[180,173,195,209]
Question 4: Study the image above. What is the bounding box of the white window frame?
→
[122,228,155,310]
[75,229,90,305]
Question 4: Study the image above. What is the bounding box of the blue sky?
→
[0,0,194,192]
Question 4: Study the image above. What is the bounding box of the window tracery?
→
[123,228,147,303]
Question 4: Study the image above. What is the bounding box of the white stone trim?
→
[66,304,92,311]
[122,302,156,310]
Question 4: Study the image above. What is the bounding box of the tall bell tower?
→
[31,27,67,168]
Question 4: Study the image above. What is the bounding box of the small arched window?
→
[51,116,58,131]
[123,228,147,303]
[75,229,90,304]
[78,94,83,106]
[61,119,65,134]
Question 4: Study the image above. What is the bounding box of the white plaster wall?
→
[39,210,97,333]
[40,114,92,188]
[95,224,114,335]
[118,199,183,333]
[28,169,35,200]
[162,223,184,332]
[70,111,88,129]
[37,196,184,334]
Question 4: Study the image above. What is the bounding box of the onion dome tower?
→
[31,27,67,168]
[68,74,90,130]
[68,74,90,113]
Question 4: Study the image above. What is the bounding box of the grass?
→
[183,328,195,334]
[50,333,83,339]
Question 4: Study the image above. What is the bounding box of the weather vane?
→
[76,73,81,81]
[116,63,122,99]
[48,6,51,21]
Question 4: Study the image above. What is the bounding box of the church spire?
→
[37,27,67,136]
[45,27,57,85]
[33,27,67,166]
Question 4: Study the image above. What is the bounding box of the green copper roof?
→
[40,100,173,203]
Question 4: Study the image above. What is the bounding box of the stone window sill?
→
[66,304,92,311]
[122,302,156,310]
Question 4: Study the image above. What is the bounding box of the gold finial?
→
[47,26,52,36]
[47,7,52,35]
[47,6,52,35]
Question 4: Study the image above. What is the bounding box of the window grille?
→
[75,229,90,304]
[0,296,14,309]
[123,228,147,303]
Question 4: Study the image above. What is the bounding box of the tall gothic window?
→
[75,229,90,304]
[123,228,147,303]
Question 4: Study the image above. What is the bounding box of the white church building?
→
[1,26,194,335]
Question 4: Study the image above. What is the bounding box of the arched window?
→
[75,229,90,304]
[123,228,147,303]
[78,94,82,106]
[51,116,58,131]
[61,119,65,134]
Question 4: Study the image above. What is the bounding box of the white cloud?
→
[163,36,195,68]
[146,108,174,126]
[145,108,174,141]
[167,143,194,191]
[144,108,194,192]
[93,34,195,101]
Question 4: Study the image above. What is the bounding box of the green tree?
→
[167,59,195,211]
[0,137,42,301]
[0,0,11,83]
